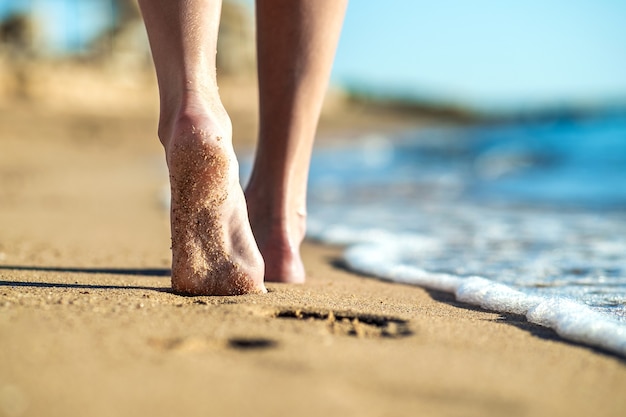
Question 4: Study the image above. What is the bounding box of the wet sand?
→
[0,79,625,417]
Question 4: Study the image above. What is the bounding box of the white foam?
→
[344,242,462,293]
[341,239,626,357]
[528,299,626,355]
[455,276,544,315]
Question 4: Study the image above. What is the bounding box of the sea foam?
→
[334,236,626,357]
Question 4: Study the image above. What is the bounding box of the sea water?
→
[302,114,626,356]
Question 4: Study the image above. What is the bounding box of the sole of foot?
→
[165,112,266,296]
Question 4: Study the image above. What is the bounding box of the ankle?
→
[157,90,230,149]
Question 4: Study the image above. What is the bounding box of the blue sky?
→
[332,0,626,110]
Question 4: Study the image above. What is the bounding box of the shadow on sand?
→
[0,265,172,292]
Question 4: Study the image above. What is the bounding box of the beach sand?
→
[0,74,625,417]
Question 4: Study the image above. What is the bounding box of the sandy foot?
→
[166,114,265,296]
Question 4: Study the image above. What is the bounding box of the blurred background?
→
[2,0,625,118]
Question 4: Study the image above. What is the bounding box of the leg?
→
[246,0,348,283]
[138,0,265,295]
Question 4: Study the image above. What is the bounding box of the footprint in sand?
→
[148,336,278,353]
[147,310,411,354]
[274,308,413,339]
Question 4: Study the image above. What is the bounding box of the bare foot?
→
[245,188,306,284]
[164,109,266,296]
